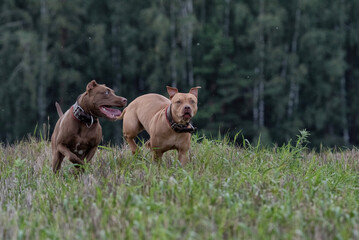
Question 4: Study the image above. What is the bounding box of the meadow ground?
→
[0,131,359,239]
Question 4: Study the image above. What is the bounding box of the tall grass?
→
[0,132,359,239]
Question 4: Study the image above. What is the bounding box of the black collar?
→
[166,104,197,134]
[72,100,98,128]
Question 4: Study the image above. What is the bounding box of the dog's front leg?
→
[52,151,65,173]
[57,144,85,165]
[178,148,189,166]
[83,146,98,163]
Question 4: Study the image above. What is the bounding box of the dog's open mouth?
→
[182,112,192,121]
[100,106,122,119]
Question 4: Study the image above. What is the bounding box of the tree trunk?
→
[287,8,301,118]
[111,24,122,144]
[185,0,194,86]
[281,44,289,81]
[170,0,178,88]
[111,25,122,91]
[38,0,48,125]
[224,0,231,36]
[201,0,206,24]
[253,0,266,129]
[253,72,259,127]
[340,76,349,144]
[339,0,349,144]
[259,78,264,128]
[179,0,194,87]
[258,0,265,128]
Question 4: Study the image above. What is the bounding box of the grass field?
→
[1,131,359,239]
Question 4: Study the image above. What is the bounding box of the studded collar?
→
[72,100,98,128]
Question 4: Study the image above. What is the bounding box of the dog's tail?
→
[116,108,126,120]
[55,102,64,117]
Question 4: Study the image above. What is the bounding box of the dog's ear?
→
[86,80,98,92]
[189,86,201,98]
[166,86,178,100]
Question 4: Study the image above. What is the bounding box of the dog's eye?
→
[190,99,195,104]
[175,100,181,104]
[105,90,109,95]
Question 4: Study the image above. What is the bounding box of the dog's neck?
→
[166,104,196,134]
[72,96,98,128]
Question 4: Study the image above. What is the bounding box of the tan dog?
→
[118,86,200,165]
[51,80,127,173]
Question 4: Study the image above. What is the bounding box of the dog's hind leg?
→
[123,112,143,155]
[124,134,139,154]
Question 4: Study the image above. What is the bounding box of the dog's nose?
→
[184,105,191,110]
[122,98,127,105]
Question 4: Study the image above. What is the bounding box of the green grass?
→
[1,131,359,239]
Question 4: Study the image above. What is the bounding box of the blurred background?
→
[1,0,359,147]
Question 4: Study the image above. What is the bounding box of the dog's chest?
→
[71,125,101,155]
[69,137,98,157]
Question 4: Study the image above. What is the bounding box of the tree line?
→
[1,0,359,147]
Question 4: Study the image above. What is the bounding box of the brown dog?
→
[118,86,200,165]
[51,80,127,173]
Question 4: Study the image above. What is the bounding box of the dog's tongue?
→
[100,106,122,119]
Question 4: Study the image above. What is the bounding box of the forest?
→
[1,0,359,147]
